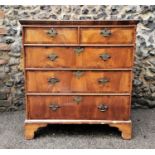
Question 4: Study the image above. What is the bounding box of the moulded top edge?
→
[19,20,139,26]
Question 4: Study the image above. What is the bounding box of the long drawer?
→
[80,27,135,44]
[27,95,130,120]
[25,47,134,69]
[26,71,132,93]
[24,27,78,44]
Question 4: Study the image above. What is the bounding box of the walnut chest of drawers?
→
[20,20,138,140]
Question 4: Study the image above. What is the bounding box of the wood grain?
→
[25,46,134,69]
[20,20,137,140]
[26,71,132,93]
[24,123,47,140]
[24,27,78,44]
[109,122,132,140]
[24,44,135,47]
[27,95,130,120]
[19,20,139,26]
[81,27,135,44]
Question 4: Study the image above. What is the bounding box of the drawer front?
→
[27,95,130,120]
[24,27,78,44]
[25,47,133,69]
[80,27,135,44]
[26,71,132,93]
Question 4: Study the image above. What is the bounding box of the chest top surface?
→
[19,20,138,25]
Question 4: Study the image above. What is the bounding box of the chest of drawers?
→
[20,20,138,140]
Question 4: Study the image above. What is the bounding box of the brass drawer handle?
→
[74,47,84,55]
[98,77,109,85]
[47,53,58,61]
[48,77,60,84]
[97,104,108,112]
[100,53,111,61]
[46,28,58,37]
[73,71,84,79]
[49,103,60,111]
[73,96,82,104]
[100,28,112,37]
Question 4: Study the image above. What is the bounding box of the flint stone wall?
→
[0,5,155,111]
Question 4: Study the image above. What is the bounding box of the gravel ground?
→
[0,109,155,149]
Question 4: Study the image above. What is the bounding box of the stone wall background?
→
[0,5,155,111]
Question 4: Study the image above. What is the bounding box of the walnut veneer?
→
[20,20,138,140]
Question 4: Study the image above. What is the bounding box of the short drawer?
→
[24,27,78,44]
[27,95,130,120]
[26,71,132,93]
[80,27,135,44]
[25,47,134,69]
